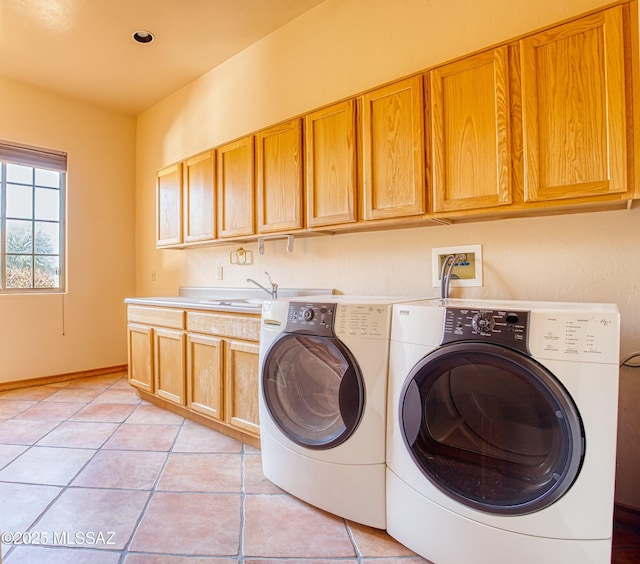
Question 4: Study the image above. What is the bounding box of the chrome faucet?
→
[247,271,278,299]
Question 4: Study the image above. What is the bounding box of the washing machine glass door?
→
[400,342,584,515]
[262,333,365,449]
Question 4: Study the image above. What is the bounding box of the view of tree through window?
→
[0,142,66,292]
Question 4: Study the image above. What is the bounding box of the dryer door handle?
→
[402,379,422,446]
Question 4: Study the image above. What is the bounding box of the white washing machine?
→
[259,296,420,529]
[386,299,620,563]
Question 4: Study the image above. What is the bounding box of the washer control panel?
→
[442,307,530,353]
[285,302,336,336]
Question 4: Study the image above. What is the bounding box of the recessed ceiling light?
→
[133,31,154,44]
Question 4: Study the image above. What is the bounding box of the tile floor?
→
[0,370,638,563]
[0,371,427,563]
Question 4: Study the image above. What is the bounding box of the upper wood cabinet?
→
[256,119,303,233]
[520,5,630,203]
[429,47,512,213]
[156,163,183,247]
[217,135,255,238]
[305,100,358,227]
[183,150,216,243]
[360,76,426,221]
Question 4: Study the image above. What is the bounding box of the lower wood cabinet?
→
[154,328,186,406]
[127,324,154,393]
[127,305,261,441]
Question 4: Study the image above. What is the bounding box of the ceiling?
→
[0,0,327,115]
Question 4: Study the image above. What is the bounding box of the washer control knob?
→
[301,307,314,322]
[472,312,495,334]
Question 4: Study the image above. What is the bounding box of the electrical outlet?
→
[432,245,483,288]
[216,266,223,280]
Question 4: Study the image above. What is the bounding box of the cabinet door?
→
[360,76,426,220]
[154,328,186,406]
[183,150,216,243]
[225,339,260,437]
[256,119,303,233]
[520,6,629,202]
[430,47,512,213]
[156,163,183,246]
[127,324,154,392]
[186,333,224,420]
[305,100,357,227]
[217,136,255,238]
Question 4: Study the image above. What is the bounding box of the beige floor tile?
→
[69,402,137,423]
[103,424,180,451]
[72,449,167,490]
[0,482,61,531]
[129,492,241,556]
[0,420,59,445]
[110,377,134,390]
[64,374,123,388]
[0,400,38,419]
[245,560,357,564]
[13,401,85,421]
[36,421,118,449]
[157,453,241,493]
[126,404,185,425]
[173,423,242,453]
[92,388,143,404]
[348,521,422,558]
[43,388,104,403]
[0,446,95,486]
[243,494,356,558]
[4,545,121,563]
[243,454,284,494]
[0,386,59,401]
[0,444,28,468]
[32,487,150,550]
[125,555,237,563]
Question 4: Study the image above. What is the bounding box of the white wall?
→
[0,77,136,382]
[135,0,640,507]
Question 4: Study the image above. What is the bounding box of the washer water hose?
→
[440,253,467,299]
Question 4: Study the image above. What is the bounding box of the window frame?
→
[0,141,67,294]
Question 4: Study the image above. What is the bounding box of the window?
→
[0,141,66,292]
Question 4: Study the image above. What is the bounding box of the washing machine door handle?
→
[338,364,365,431]
[401,379,422,446]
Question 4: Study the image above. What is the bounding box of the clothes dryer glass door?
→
[262,334,364,449]
[400,342,584,515]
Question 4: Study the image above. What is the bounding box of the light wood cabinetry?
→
[256,119,304,233]
[127,305,261,441]
[183,150,216,243]
[156,163,183,246]
[154,328,186,405]
[360,75,426,221]
[429,47,512,214]
[154,4,637,244]
[217,135,255,238]
[186,310,260,437]
[225,339,260,436]
[305,100,358,227]
[186,333,224,420]
[127,306,186,406]
[127,324,154,393]
[519,5,631,203]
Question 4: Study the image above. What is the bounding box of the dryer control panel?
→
[442,307,530,353]
[285,302,336,336]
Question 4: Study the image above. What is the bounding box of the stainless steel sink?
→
[197,297,265,309]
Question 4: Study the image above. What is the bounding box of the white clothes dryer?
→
[259,296,420,529]
[386,299,620,564]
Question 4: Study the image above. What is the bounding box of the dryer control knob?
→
[301,307,314,322]
[472,312,495,334]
